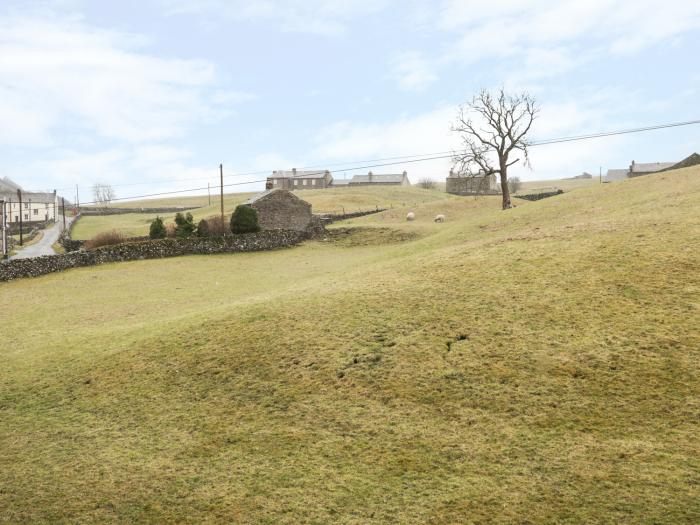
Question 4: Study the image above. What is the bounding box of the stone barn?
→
[243,189,313,232]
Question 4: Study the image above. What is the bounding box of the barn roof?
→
[244,188,308,205]
[270,170,330,179]
[631,162,676,174]
[351,173,407,184]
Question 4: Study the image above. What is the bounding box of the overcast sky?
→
[2,0,699,199]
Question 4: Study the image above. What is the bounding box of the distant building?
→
[347,171,411,186]
[445,169,500,195]
[604,159,678,182]
[628,160,677,177]
[244,189,313,232]
[571,172,593,179]
[0,177,59,226]
[267,169,333,190]
[604,169,629,183]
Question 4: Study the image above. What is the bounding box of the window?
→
[24,214,29,220]
[33,209,38,215]
[24,203,29,209]
[14,216,18,222]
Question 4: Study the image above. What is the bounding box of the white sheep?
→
[434,214,445,223]
[406,212,415,221]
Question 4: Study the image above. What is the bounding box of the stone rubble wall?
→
[515,190,564,201]
[1,230,308,282]
[78,206,199,216]
[58,214,85,252]
[316,208,387,224]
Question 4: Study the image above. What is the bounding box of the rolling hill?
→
[1,167,699,523]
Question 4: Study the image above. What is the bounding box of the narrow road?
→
[10,215,75,259]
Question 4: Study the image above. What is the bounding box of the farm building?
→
[628,160,677,177]
[445,169,500,195]
[244,189,313,232]
[348,171,410,186]
[604,169,629,182]
[0,177,59,227]
[267,169,333,190]
[605,158,681,182]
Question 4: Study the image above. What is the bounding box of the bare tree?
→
[92,183,115,206]
[418,177,436,190]
[452,88,538,209]
[508,176,522,194]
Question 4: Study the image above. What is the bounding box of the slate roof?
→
[244,188,306,205]
[630,162,676,174]
[447,170,488,178]
[350,173,407,184]
[331,179,352,186]
[270,170,329,179]
[604,169,629,182]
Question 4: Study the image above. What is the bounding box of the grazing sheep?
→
[434,214,445,223]
[406,212,415,221]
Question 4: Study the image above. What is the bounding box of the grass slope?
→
[73,186,453,239]
[1,169,699,523]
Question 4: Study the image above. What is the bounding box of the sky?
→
[1,0,699,201]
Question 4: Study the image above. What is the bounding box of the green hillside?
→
[1,168,699,523]
[72,185,453,239]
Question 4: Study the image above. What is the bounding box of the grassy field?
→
[73,186,454,239]
[517,176,599,193]
[1,168,699,523]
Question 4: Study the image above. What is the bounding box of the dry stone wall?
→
[1,230,307,282]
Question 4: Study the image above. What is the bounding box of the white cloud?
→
[0,11,252,146]
[430,0,700,85]
[161,0,390,36]
[390,51,439,92]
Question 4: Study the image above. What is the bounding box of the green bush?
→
[174,212,196,238]
[230,205,260,234]
[149,216,166,239]
[197,218,210,237]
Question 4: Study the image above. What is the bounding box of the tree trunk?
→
[500,163,512,210]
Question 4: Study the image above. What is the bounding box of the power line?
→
[57,117,700,204]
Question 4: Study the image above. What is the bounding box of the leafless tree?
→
[452,88,538,209]
[418,177,436,190]
[92,183,115,206]
[508,176,522,194]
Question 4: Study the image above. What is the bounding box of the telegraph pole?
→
[599,166,602,184]
[208,182,211,206]
[61,198,66,231]
[219,164,225,229]
[1,199,7,259]
[76,184,80,210]
[17,189,23,246]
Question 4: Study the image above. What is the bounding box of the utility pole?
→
[17,189,23,246]
[219,164,225,229]
[76,184,80,210]
[61,198,66,231]
[53,190,57,223]
[208,182,211,206]
[1,199,7,259]
[599,166,602,184]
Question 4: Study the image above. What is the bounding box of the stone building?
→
[628,160,676,177]
[267,168,333,190]
[244,189,313,232]
[0,177,59,227]
[445,169,500,195]
[348,171,410,186]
